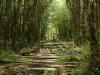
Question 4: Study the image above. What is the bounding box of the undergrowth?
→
[0,50,20,64]
[78,42,91,75]
[58,42,91,75]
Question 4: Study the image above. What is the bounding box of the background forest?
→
[0,0,100,75]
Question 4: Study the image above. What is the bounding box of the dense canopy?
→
[0,0,100,75]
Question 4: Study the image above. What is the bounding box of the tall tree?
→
[87,0,100,74]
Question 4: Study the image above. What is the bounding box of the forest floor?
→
[0,42,81,75]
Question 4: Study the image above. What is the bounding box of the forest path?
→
[0,42,79,75]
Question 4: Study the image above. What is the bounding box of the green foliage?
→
[0,0,99,74]
[58,42,91,75]
[0,50,20,64]
[44,70,57,75]
[78,42,91,74]
[59,55,79,62]
[58,42,81,62]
